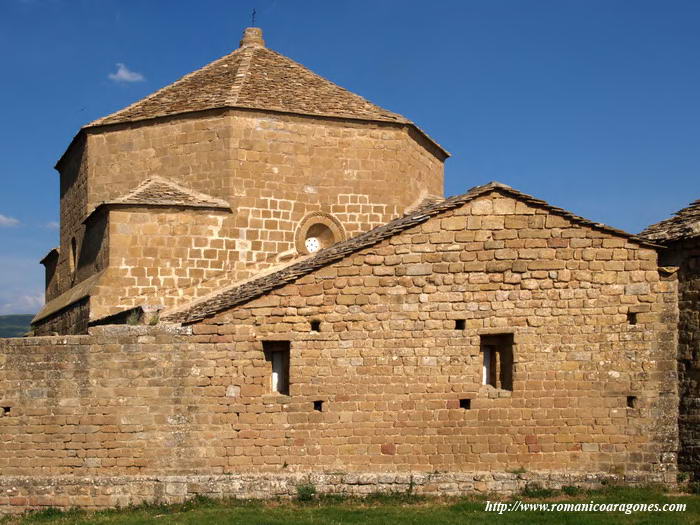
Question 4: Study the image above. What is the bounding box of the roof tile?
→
[109,176,231,209]
[89,29,410,128]
[640,199,700,242]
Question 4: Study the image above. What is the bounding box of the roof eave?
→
[54,129,88,173]
[79,105,450,159]
[82,201,232,225]
[39,247,60,266]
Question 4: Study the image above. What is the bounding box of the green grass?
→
[0,314,34,338]
[1,486,698,524]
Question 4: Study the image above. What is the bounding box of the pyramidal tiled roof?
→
[162,182,655,324]
[88,28,412,129]
[640,199,700,242]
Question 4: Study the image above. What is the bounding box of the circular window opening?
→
[304,223,334,253]
[295,213,345,256]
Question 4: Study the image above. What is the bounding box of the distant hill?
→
[0,314,34,338]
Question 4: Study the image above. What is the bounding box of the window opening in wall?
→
[305,223,334,254]
[455,319,465,330]
[313,400,324,412]
[310,320,321,332]
[459,398,471,410]
[1,407,11,416]
[296,213,345,256]
[263,341,290,395]
[480,334,514,391]
[69,237,77,274]
[627,396,638,409]
[627,312,637,325]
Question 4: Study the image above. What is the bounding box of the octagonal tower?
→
[34,28,448,334]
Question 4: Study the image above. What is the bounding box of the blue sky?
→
[0,0,698,314]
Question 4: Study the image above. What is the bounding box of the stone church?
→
[0,27,697,512]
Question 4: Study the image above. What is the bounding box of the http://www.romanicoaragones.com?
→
[485,500,686,515]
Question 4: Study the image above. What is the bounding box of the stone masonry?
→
[0,185,680,513]
[642,201,700,478]
[1,25,696,514]
[33,27,446,333]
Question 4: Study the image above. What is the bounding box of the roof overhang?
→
[55,105,450,172]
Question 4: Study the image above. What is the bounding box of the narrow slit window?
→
[263,341,290,395]
[627,312,637,325]
[480,334,514,391]
[69,237,77,274]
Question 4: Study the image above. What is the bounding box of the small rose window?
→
[305,236,321,253]
[295,213,345,255]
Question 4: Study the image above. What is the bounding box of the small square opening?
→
[627,312,637,325]
[313,400,324,412]
[455,319,466,330]
[310,320,321,332]
[1,407,10,416]
[459,398,471,410]
[627,396,638,409]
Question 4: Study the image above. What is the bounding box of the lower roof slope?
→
[640,199,700,243]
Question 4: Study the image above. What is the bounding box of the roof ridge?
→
[88,48,245,128]
[227,45,256,106]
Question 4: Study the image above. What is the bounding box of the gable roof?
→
[82,176,231,225]
[162,182,656,324]
[108,176,231,209]
[87,28,446,157]
[640,199,700,243]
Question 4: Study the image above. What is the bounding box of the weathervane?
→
[252,8,256,26]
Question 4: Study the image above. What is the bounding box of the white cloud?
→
[108,63,145,83]
[0,256,44,315]
[46,221,59,230]
[0,214,19,227]
[0,292,43,316]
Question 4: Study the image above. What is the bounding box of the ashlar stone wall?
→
[193,192,679,476]
[88,208,239,320]
[48,136,89,303]
[661,238,700,477]
[42,109,445,329]
[1,191,678,513]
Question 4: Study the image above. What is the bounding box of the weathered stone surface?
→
[1,192,679,513]
[12,24,693,516]
[657,238,700,478]
[35,28,447,335]
[0,471,673,514]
